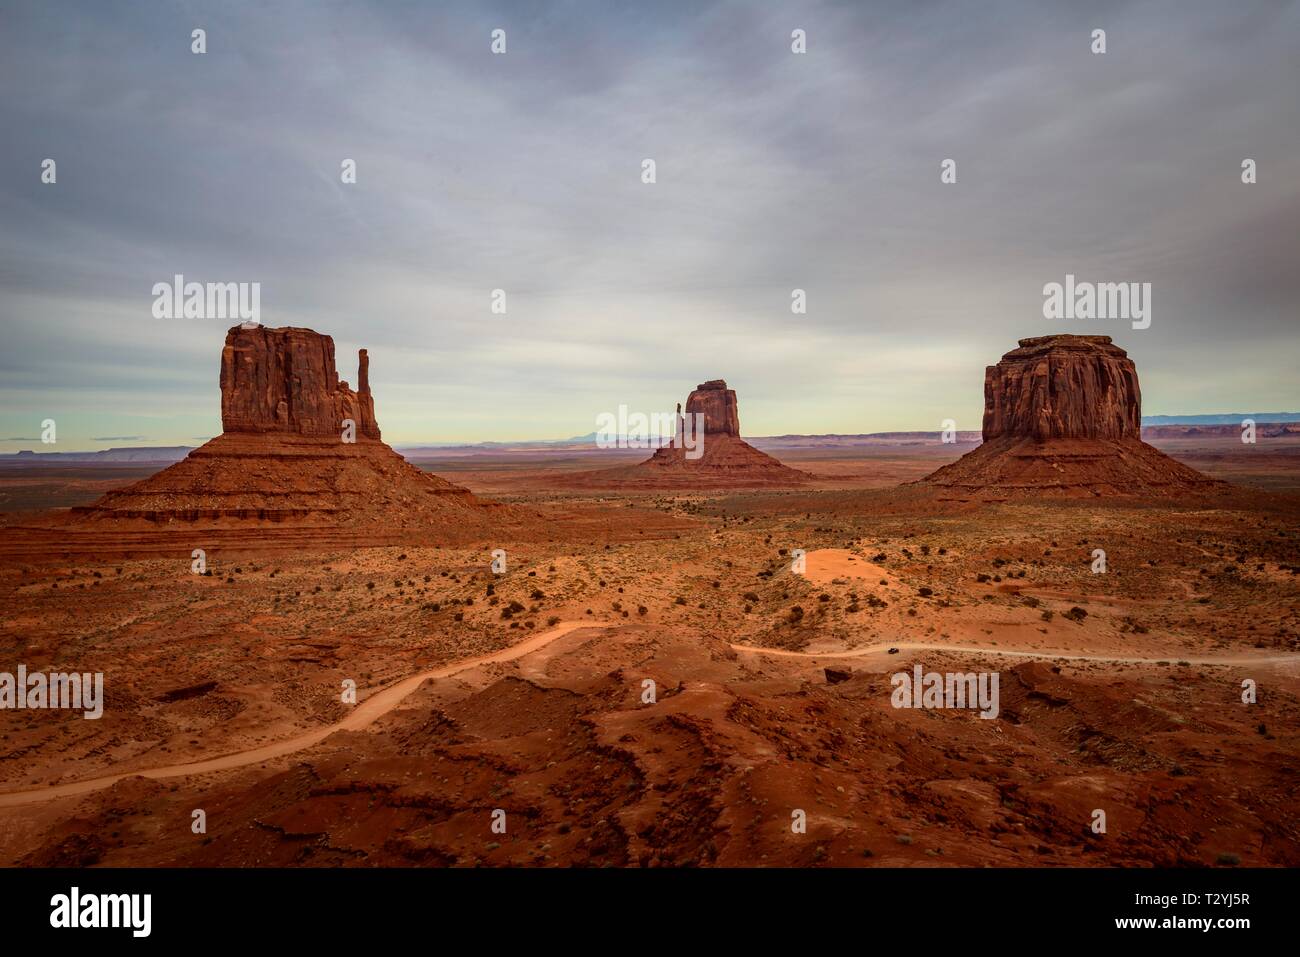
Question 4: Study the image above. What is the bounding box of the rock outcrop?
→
[982,336,1140,442]
[76,326,524,535]
[922,335,1219,498]
[566,379,810,489]
[685,380,741,437]
[220,325,380,439]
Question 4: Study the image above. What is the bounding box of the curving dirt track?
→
[2,618,1293,811]
[0,620,616,809]
[729,640,1300,667]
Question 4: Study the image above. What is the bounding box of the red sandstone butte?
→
[923,335,1219,497]
[220,325,380,440]
[684,379,741,437]
[74,325,516,531]
[566,379,809,489]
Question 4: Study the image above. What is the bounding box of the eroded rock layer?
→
[75,326,522,532]
[567,380,809,489]
[983,335,1140,441]
[220,325,380,440]
[685,380,741,437]
[78,432,490,526]
[923,335,1219,498]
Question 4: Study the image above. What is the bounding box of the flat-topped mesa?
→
[685,380,741,438]
[68,322,538,534]
[983,335,1141,442]
[585,377,810,489]
[920,333,1219,498]
[220,325,380,440]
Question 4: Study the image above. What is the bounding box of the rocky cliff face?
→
[685,380,741,437]
[590,378,808,489]
[74,324,532,533]
[219,326,380,440]
[983,335,1140,442]
[922,334,1216,497]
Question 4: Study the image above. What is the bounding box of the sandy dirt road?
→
[728,640,1300,667]
[2,620,1293,809]
[0,620,616,809]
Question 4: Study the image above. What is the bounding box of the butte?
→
[571,379,809,489]
[69,324,523,542]
[920,335,1220,498]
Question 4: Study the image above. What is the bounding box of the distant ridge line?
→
[3,414,1297,460]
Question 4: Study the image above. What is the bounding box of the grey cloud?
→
[1,0,1296,448]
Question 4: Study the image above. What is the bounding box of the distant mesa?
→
[568,379,810,489]
[921,335,1220,497]
[75,325,512,529]
[679,379,740,437]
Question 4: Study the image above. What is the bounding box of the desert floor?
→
[0,434,1297,866]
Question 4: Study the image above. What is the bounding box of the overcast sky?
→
[1,0,1297,449]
